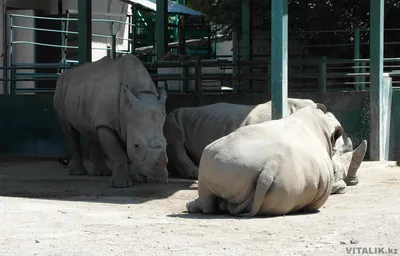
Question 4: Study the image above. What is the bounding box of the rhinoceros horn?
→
[344,140,367,186]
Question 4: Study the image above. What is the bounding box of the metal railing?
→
[2,57,399,95]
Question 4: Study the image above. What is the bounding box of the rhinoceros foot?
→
[344,175,359,186]
[109,164,133,188]
[68,161,88,176]
[181,167,199,180]
[93,165,112,176]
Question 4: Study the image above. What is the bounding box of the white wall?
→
[62,0,130,61]
[7,9,36,93]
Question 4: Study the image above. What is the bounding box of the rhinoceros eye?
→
[134,144,139,148]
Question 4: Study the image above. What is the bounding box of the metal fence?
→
[2,13,400,95]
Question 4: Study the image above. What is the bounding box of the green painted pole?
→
[271,0,288,119]
[354,27,361,90]
[156,0,168,60]
[78,0,92,64]
[369,0,385,161]
[232,31,238,92]
[318,56,326,92]
[241,0,251,91]
[173,0,179,44]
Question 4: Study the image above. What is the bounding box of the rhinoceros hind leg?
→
[58,120,87,176]
[97,127,132,188]
[89,141,112,176]
[187,179,217,214]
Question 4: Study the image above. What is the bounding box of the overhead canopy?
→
[127,0,204,16]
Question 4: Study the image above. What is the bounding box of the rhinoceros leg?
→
[186,179,217,214]
[167,143,199,179]
[332,180,347,194]
[97,127,132,188]
[89,141,112,176]
[58,120,88,176]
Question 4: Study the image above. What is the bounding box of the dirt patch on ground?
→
[0,159,399,256]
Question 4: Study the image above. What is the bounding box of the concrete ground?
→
[0,159,399,256]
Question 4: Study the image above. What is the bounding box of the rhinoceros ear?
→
[124,85,140,107]
[332,125,344,143]
[158,87,168,105]
[316,103,327,113]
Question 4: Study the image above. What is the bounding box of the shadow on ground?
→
[0,158,196,204]
[168,209,320,220]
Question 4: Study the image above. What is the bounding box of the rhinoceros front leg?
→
[88,141,112,176]
[58,120,87,175]
[97,127,132,188]
[167,143,199,179]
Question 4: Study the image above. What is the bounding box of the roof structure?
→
[126,0,204,16]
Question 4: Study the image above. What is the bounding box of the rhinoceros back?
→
[54,55,158,136]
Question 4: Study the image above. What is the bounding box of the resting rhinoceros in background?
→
[186,107,344,217]
[164,98,327,179]
[54,54,168,188]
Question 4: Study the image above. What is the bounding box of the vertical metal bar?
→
[156,0,168,60]
[9,14,14,95]
[241,0,251,91]
[360,61,366,90]
[174,0,179,43]
[354,27,361,90]
[195,59,202,93]
[318,56,326,92]
[111,35,116,59]
[78,0,92,64]
[369,0,385,161]
[271,0,288,119]
[232,31,238,92]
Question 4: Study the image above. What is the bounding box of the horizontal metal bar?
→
[10,13,135,26]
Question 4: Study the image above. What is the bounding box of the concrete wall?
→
[0,91,398,162]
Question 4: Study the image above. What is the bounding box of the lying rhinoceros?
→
[54,54,168,188]
[186,107,344,217]
[164,98,327,179]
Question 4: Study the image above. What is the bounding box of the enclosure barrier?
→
[2,57,400,95]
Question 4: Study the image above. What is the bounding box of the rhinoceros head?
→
[123,85,168,184]
[287,98,327,114]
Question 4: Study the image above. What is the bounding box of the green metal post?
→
[318,56,326,92]
[354,27,361,90]
[271,0,288,119]
[174,0,179,43]
[146,17,154,62]
[156,0,168,60]
[111,35,117,59]
[232,31,238,92]
[78,0,92,64]
[360,61,366,90]
[241,0,251,91]
[369,0,385,161]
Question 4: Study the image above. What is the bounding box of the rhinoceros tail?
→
[235,170,274,217]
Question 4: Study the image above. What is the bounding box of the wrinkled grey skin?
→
[186,107,343,217]
[331,137,368,194]
[164,98,327,179]
[325,112,368,194]
[54,55,168,188]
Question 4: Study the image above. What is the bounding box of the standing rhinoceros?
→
[164,98,327,179]
[186,107,344,217]
[54,54,168,188]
